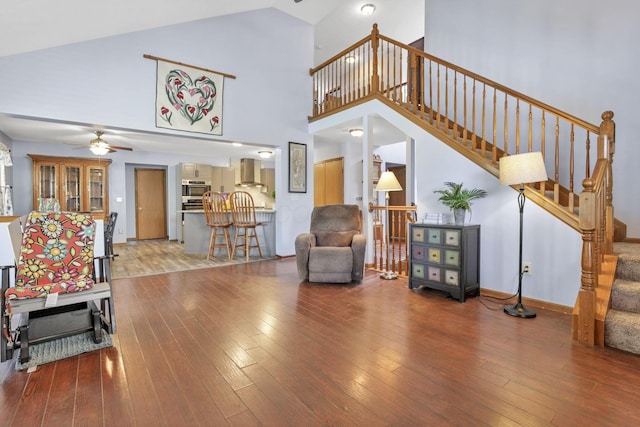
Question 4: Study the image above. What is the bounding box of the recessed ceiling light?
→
[258,150,273,158]
[232,142,242,147]
[360,4,376,16]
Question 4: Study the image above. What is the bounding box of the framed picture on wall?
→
[288,142,307,193]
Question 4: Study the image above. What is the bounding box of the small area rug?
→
[16,330,112,371]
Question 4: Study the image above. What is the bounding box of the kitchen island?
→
[181,209,276,258]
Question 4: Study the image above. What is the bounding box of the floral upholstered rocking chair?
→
[1,211,116,364]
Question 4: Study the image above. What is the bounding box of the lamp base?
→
[380,271,398,280]
[504,303,537,318]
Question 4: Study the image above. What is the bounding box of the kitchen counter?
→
[182,209,276,257]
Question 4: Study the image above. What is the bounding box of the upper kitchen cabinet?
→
[180,163,212,180]
[261,168,275,192]
[211,166,235,193]
[29,154,111,219]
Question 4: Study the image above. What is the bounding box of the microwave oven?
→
[182,180,211,198]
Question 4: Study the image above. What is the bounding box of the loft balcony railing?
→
[309,24,616,346]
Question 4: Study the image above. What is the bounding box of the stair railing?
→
[310,24,613,226]
[310,25,616,345]
[367,203,417,277]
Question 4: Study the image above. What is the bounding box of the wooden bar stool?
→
[202,191,233,260]
[229,191,263,261]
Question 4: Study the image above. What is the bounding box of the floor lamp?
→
[376,170,403,280]
[499,152,548,318]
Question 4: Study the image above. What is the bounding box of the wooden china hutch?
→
[28,154,110,220]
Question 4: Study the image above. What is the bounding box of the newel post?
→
[598,110,615,254]
[371,24,380,94]
[577,177,597,345]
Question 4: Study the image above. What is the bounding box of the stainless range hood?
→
[239,158,263,186]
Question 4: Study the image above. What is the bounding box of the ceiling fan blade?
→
[109,145,133,151]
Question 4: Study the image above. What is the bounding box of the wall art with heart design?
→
[155,60,224,135]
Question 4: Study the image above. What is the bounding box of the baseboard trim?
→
[480,289,573,315]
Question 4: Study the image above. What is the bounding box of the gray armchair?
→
[295,204,367,283]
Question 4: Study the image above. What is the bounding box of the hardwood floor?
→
[2,258,640,426]
[110,239,272,279]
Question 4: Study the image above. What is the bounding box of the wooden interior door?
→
[135,168,167,240]
[314,163,325,207]
[314,157,344,206]
[388,165,407,238]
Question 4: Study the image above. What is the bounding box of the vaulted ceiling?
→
[0,0,423,157]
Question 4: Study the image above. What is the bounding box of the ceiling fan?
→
[88,131,133,155]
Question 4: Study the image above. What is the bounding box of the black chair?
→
[104,212,118,258]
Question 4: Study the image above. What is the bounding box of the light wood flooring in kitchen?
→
[110,239,275,279]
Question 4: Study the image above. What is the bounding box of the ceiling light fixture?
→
[349,128,364,138]
[90,142,110,156]
[258,150,273,159]
[232,142,243,147]
[360,4,376,15]
[89,131,111,155]
[345,54,357,64]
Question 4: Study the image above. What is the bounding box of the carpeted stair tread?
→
[616,254,640,282]
[605,243,640,354]
[611,279,640,314]
[605,310,640,355]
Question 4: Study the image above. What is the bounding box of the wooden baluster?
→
[554,117,560,203]
[472,79,477,150]
[428,60,434,124]
[436,65,441,126]
[419,55,425,119]
[527,104,532,153]
[393,44,398,102]
[597,186,605,273]
[585,132,591,179]
[540,110,547,195]
[463,76,468,146]
[503,93,509,155]
[515,99,521,154]
[445,68,449,130]
[481,83,487,157]
[569,124,575,213]
[453,71,458,139]
[492,88,497,162]
[411,52,418,110]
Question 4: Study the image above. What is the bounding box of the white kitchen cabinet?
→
[211,166,235,192]
[180,163,212,180]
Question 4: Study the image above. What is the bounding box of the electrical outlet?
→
[523,262,532,276]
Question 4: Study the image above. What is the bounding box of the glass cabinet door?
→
[38,164,58,200]
[64,165,82,211]
[87,166,106,212]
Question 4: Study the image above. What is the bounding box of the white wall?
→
[425,0,640,236]
[311,99,582,307]
[0,9,314,255]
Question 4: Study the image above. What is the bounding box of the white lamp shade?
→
[376,171,402,192]
[499,152,548,186]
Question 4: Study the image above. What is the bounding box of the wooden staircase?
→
[309,24,618,347]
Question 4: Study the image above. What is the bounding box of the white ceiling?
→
[0,0,423,157]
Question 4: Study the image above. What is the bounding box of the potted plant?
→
[434,182,487,225]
